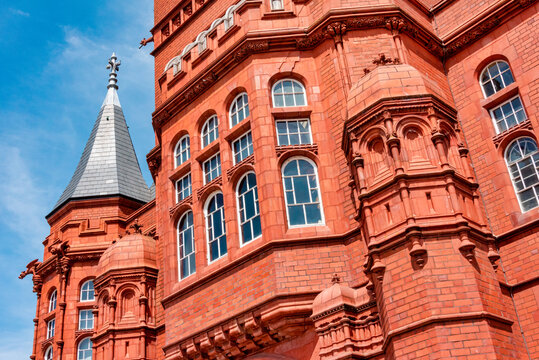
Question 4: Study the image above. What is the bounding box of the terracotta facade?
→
[22,0,539,359]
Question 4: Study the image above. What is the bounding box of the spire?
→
[103,52,121,107]
[48,53,151,217]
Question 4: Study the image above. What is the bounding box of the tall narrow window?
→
[271,0,284,10]
[203,153,221,184]
[77,338,93,360]
[176,173,192,202]
[49,290,57,312]
[232,132,253,164]
[480,61,514,98]
[276,119,312,146]
[272,79,306,108]
[174,135,190,167]
[237,173,262,244]
[44,347,53,360]
[490,96,527,133]
[206,193,227,262]
[178,211,196,279]
[229,93,250,127]
[80,280,95,302]
[282,158,323,226]
[79,310,94,330]
[47,319,55,339]
[201,115,219,148]
[506,137,539,212]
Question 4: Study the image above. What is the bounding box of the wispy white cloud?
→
[9,8,30,17]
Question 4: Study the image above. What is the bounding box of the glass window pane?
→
[305,204,322,224]
[283,161,298,176]
[288,205,305,225]
[293,177,310,203]
[276,122,287,134]
[278,134,288,146]
[289,133,300,145]
[274,95,284,107]
[283,80,293,93]
[284,94,294,107]
[295,93,305,106]
[299,160,314,175]
[242,222,252,242]
[502,71,514,86]
[484,82,494,97]
[252,215,262,238]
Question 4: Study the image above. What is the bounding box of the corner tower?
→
[20,54,156,360]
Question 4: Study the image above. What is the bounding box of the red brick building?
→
[21,0,539,359]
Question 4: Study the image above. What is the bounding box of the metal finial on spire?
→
[106,52,121,89]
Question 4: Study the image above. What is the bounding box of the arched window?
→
[77,338,92,360]
[229,93,250,127]
[505,137,539,212]
[178,211,196,279]
[49,289,57,312]
[201,115,219,148]
[44,346,53,360]
[205,193,227,262]
[272,79,307,108]
[80,280,95,302]
[282,158,323,226]
[237,173,262,244]
[480,61,514,98]
[174,135,190,167]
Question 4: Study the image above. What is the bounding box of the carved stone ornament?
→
[147,146,162,179]
[233,41,270,63]
[445,16,501,56]
[184,72,218,101]
[373,53,400,66]
[326,22,347,44]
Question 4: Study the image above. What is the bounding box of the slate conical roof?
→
[49,54,151,217]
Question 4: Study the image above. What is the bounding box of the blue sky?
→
[0,1,154,358]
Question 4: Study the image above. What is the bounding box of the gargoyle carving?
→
[19,259,41,279]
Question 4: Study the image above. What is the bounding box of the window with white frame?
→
[49,289,57,312]
[272,79,306,108]
[490,96,527,133]
[176,173,192,202]
[232,132,253,164]
[77,338,93,360]
[203,153,221,184]
[44,346,53,360]
[505,137,539,212]
[480,61,514,98]
[237,173,262,244]
[201,115,219,148]
[178,211,196,279]
[229,93,250,127]
[206,193,227,262]
[80,280,95,302]
[79,309,94,330]
[271,0,284,10]
[276,119,312,146]
[47,319,55,339]
[174,135,190,167]
[282,158,323,226]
